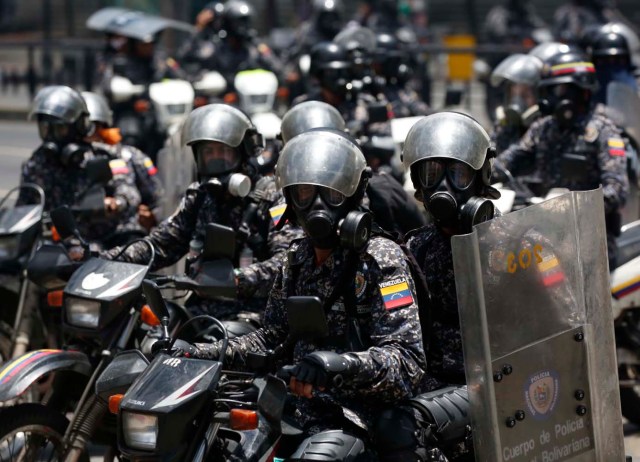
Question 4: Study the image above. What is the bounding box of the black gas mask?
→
[287,184,371,250]
[320,65,352,96]
[38,116,90,167]
[415,159,495,234]
[193,141,252,198]
[538,83,589,128]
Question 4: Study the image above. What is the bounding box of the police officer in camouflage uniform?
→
[82,91,164,231]
[175,128,427,459]
[280,100,426,238]
[403,112,501,392]
[102,104,302,317]
[497,51,629,269]
[19,86,141,247]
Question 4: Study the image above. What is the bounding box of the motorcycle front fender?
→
[0,349,91,401]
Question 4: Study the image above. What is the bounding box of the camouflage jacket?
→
[18,145,141,243]
[216,236,427,431]
[102,176,303,303]
[406,223,464,391]
[497,111,628,215]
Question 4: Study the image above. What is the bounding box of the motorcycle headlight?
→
[65,297,101,329]
[122,412,158,451]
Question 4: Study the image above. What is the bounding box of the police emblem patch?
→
[524,370,560,420]
[583,123,598,143]
[355,271,366,298]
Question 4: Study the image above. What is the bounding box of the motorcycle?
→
[0,206,190,461]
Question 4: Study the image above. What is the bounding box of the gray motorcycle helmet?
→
[490,53,543,88]
[276,128,367,198]
[182,103,254,149]
[403,112,491,171]
[29,85,89,124]
[81,91,114,127]
[279,101,346,145]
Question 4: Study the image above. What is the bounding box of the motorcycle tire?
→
[0,403,89,462]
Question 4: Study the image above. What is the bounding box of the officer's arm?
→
[596,127,629,214]
[496,121,541,176]
[101,190,197,268]
[343,241,427,401]
[16,159,40,206]
[216,269,290,366]
[236,223,303,298]
[109,164,141,213]
[129,149,164,212]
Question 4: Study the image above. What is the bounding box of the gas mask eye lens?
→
[290,184,317,209]
[320,187,346,207]
[448,161,475,190]
[195,142,240,176]
[417,159,445,189]
[38,120,70,142]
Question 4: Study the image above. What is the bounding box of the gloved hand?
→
[167,339,199,358]
[284,351,361,396]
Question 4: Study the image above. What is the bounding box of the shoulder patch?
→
[143,157,158,176]
[379,277,414,310]
[584,123,598,143]
[269,204,287,226]
[608,138,626,157]
[109,158,129,175]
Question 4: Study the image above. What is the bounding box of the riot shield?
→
[86,7,195,43]
[452,189,624,462]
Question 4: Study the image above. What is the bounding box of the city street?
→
[0,119,640,458]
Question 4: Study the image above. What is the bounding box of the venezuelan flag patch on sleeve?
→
[608,138,625,157]
[143,157,158,176]
[269,204,287,226]
[109,159,130,175]
[379,277,414,310]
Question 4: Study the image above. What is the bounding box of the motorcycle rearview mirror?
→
[142,280,170,325]
[50,206,78,240]
[85,158,113,185]
[286,296,329,340]
[202,223,236,261]
[73,185,107,217]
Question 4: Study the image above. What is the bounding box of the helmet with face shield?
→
[276,128,372,249]
[490,53,543,127]
[30,86,91,144]
[279,101,346,145]
[402,112,498,233]
[182,104,261,195]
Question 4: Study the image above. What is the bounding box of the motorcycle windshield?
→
[86,7,195,42]
[452,189,624,461]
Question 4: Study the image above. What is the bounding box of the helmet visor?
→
[289,184,346,209]
[38,119,71,142]
[417,159,475,190]
[194,141,241,176]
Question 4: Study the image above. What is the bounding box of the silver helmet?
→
[490,53,544,88]
[402,112,491,172]
[182,103,254,148]
[29,86,89,123]
[81,91,114,127]
[280,101,346,145]
[276,129,367,198]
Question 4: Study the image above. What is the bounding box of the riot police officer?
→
[586,27,638,104]
[403,112,500,392]
[174,128,426,458]
[280,100,426,238]
[177,1,226,75]
[102,104,302,317]
[497,51,629,269]
[82,91,163,232]
[372,32,431,118]
[19,86,141,246]
[489,53,543,152]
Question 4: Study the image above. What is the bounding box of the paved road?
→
[1,120,640,458]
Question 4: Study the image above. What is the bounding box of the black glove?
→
[288,351,361,389]
[169,339,200,358]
